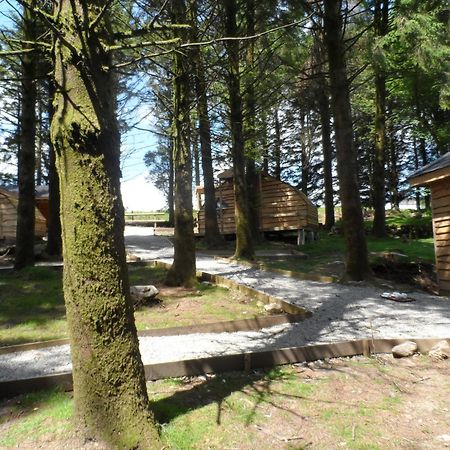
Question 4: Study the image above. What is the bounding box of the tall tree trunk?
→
[261,111,269,173]
[36,93,43,186]
[224,0,255,260]
[15,1,37,270]
[300,113,309,195]
[51,1,159,447]
[273,108,282,180]
[419,137,431,210]
[192,122,201,187]
[324,0,370,280]
[317,76,335,230]
[413,136,421,211]
[168,132,175,227]
[46,81,62,256]
[189,0,223,248]
[166,0,197,286]
[244,0,261,242]
[387,122,400,211]
[372,0,389,237]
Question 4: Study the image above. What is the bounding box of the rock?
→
[263,302,284,314]
[130,285,159,307]
[126,253,141,262]
[428,340,450,360]
[392,341,418,358]
[436,435,450,444]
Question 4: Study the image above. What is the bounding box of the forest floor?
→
[0,354,449,449]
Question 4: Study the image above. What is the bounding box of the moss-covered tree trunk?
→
[324,0,370,281]
[188,0,223,248]
[51,1,159,447]
[224,0,255,260]
[15,0,37,270]
[166,0,197,287]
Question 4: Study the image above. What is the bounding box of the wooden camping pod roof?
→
[214,171,316,207]
[409,152,450,187]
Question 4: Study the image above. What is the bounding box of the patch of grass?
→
[1,358,448,449]
[128,264,167,285]
[0,389,73,447]
[259,232,435,277]
[0,266,67,346]
[0,263,264,346]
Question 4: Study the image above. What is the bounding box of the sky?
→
[0,1,167,212]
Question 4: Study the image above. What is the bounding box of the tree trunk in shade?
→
[166,0,197,286]
[189,0,223,248]
[372,0,389,237]
[224,0,255,260]
[15,0,37,270]
[324,0,371,280]
[317,75,335,230]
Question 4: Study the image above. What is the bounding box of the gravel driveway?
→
[0,227,449,382]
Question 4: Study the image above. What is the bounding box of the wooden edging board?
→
[151,260,311,317]
[0,315,306,356]
[1,337,448,397]
[212,256,338,284]
[0,261,311,356]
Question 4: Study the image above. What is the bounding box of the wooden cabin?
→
[409,152,450,295]
[0,188,47,242]
[35,185,50,223]
[196,171,318,243]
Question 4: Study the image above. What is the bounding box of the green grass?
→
[0,264,264,346]
[0,389,73,447]
[1,358,446,449]
[125,211,169,221]
[259,232,435,276]
[0,266,67,346]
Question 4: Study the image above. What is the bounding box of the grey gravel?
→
[0,226,449,383]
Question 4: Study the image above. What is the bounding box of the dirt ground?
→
[1,355,448,449]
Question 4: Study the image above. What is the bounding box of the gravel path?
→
[1,227,449,382]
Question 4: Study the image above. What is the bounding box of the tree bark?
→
[244,0,262,242]
[51,1,159,447]
[273,108,282,180]
[317,76,335,230]
[168,132,175,227]
[372,0,389,237]
[300,113,309,195]
[188,0,223,248]
[387,120,400,211]
[15,0,37,270]
[224,0,255,260]
[46,81,62,256]
[324,0,371,280]
[166,0,197,287]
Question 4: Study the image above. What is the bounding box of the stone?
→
[392,341,418,358]
[126,253,141,262]
[263,302,284,314]
[428,340,450,360]
[436,435,450,444]
[130,285,159,307]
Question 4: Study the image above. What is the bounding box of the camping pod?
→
[409,152,450,295]
[0,188,47,242]
[196,171,318,244]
